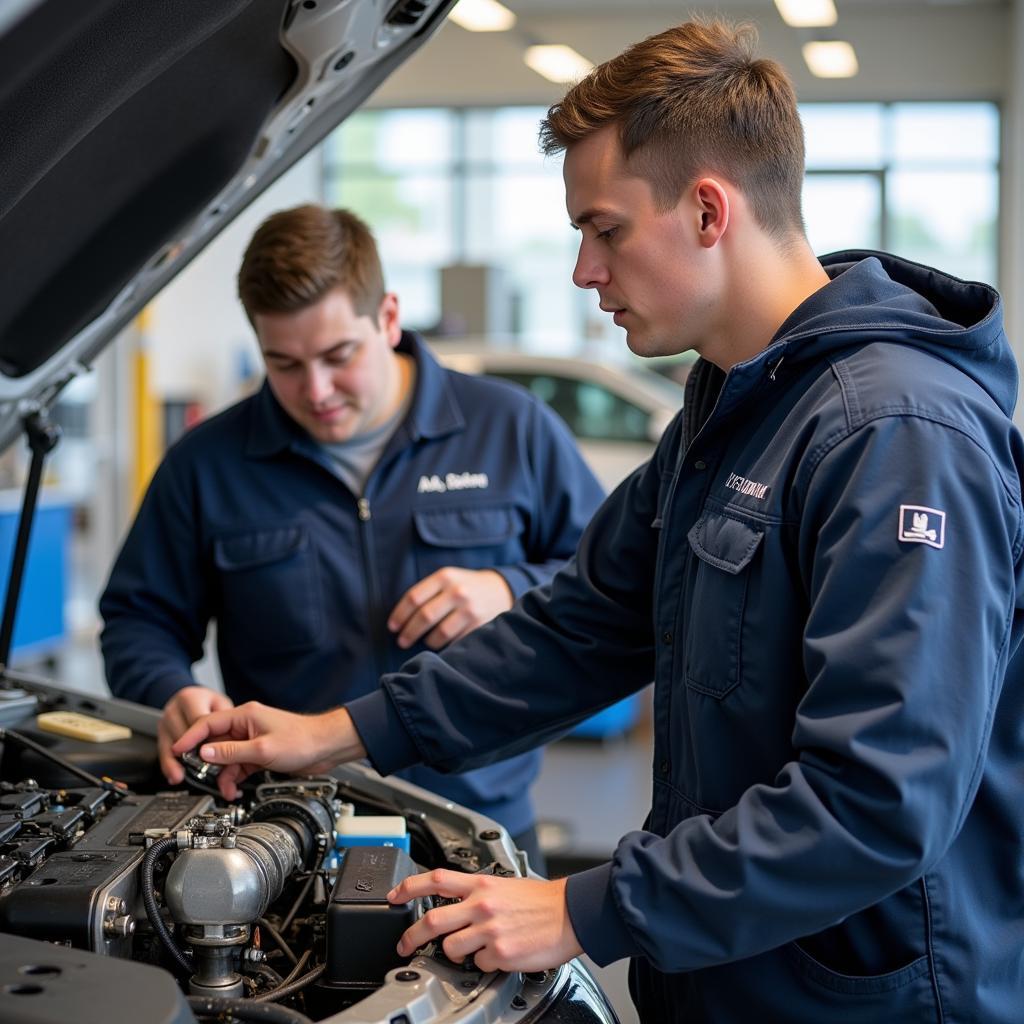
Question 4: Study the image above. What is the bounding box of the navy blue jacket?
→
[349,254,1024,1022]
[100,333,604,835]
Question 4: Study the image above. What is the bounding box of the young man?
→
[175,21,1024,1023]
[101,205,604,865]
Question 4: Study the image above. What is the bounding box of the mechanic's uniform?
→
[101,332,604,846]
[347,254,1024,1022]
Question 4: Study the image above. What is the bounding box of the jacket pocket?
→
[413,504,523,576]
[684,511,763,698]
[785,940,932,999]
[213,525,322,653]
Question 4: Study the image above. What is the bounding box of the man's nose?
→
[305,366,334,404]
[572,241,609,290]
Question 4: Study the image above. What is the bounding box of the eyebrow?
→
[262,340,355,361]
[569,207,616,230]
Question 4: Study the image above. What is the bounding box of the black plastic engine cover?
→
[325,845,420,987]
[0,933,195,1024]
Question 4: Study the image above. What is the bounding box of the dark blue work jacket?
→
[101,333,604,834]
[351,255,1024,1021]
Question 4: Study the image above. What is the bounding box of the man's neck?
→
[703,236,831,372]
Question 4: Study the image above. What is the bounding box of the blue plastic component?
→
[0,498,71,659]
[334,833,410,853]
[570,694,642,739]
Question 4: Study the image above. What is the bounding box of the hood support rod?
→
[0,410,62,671]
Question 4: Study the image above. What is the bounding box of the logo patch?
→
[417,472,489,495]
[725,472,770,501]
[898,505,945,549]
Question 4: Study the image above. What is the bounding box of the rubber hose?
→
[141,835,192,976]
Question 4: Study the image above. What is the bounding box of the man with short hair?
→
[101,205,604,866]
[176,21,1024,1022]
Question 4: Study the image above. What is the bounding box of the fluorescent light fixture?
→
[774,0,838,28]
[802,40,859,78]
[524,44,594,84]
[448,0,516,32]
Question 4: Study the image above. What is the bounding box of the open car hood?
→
[0,0,455,452]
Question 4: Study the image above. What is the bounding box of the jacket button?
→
[694,460,707,470]
[661,631,673,645]
[659,760,670,775]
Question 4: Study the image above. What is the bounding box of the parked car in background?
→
[431,341,686,491]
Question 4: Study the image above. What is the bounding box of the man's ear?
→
[694,177,730,249]
[379,292,402,346]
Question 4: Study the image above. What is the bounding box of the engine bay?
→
[0,677,618,1024]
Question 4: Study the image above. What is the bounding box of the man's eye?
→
[596,227,618,241]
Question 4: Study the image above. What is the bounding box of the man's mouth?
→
[311,405,347,422]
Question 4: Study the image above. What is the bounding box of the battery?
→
[324,845,420,987]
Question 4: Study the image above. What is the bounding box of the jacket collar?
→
[244,330,466,459]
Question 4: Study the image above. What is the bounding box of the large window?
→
[801,102,999,284]
[324,102,1000,351]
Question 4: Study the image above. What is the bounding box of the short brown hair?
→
[540,19,805,238]
[238,205,386,323]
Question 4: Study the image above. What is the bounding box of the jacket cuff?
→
[564,861,640,968]
[494,565,536,601]
[142,676,194,709]
[345,689,421,776]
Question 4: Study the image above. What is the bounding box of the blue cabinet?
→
[0,492,71,660]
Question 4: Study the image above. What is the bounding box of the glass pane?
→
[800,104,884,168]
[889,170,998,284]
[802,174,881,256]
[890,103,999,164]
[327,173,455,265]
[382,265,441,333]
[326,109,454,169]
[491,373,647,441]
[464,172,578,348]
[465,106,555,165]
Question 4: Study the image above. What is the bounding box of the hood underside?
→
[0,0,455,450]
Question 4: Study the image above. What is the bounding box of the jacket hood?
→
[768,250,1014,416]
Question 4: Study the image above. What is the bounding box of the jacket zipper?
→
[354,492,391,682]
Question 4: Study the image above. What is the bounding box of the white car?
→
[431,343,686,491]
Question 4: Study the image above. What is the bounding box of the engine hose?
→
[253,963,326,1004]
[187,996,314,1024]
[141,835,192,976]
[257,916,298,966]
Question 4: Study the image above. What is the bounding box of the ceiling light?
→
[524,44,594,84]
[802,40,859,78]
[448,0,516,32]
[774,0,838,28]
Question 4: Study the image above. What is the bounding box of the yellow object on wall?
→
[131,306,163,510]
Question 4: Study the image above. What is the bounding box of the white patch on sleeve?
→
[898,505,946,550]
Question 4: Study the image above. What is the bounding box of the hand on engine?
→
[388,870,583,973]
[159,685,234,785]
[171,702,365,800]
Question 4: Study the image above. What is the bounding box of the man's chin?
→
[306,415,355,443]
[626,330,689,360]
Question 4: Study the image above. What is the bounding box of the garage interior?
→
[0,3,1018,1022]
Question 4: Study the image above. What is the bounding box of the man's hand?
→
[388,568,513,650]
[388,870,583,973]
[171,703,365,801]
[159,686,234,785]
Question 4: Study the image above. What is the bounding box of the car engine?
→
[0,679,619,1024]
